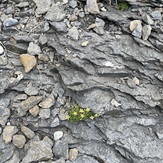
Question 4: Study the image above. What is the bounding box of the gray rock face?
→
[45,4,65,22]
[3,18,18,27]
[33,0,52,15]
[22,136,53,163]
[53,139,69,159]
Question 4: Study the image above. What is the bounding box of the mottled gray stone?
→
[68,26,79,40]
[69,0,77,8]
[3,18,18,27]
[27,42,41,55]
[132,23,142,38]
[96,116,163,160]
[2,125,18,144]
[33,0,52,15]
[142,25,152,40]
[39,34,48,45]
[53,139,69,159]
[39,95,55,109]
[150,10,162,21]
[142,14,154,25]
[86,0,99,14]
[22,136,53,163]
[5,151,20,163]
[50,117,60,127]
[0,106,10,126]
[45,4,65,22]
[21,126,35,139]
[18,96,42,116]
[39,108,51,119]
[24,84,39,96]
[50,21,68,33]
[13,134,26,148]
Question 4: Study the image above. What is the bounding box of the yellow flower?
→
[66,115,70,120]
[94,114,100,117]
[85,108,90,112]
[79,109,84,113]
[73,112,77,116]
[90,116,94,120]
[80,114,85,118]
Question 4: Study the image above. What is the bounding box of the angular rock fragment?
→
[39,95,55,109]
[29,105,39,116]
[53,131,63,141]
[22,136,53,163]
[68,26,79,40]
[27,42,41,55]
[0,45,4,54]
[12,134,26,148]
[2,125,18,144]
[21,126,35,139]
[129,20,142,32]
[53,140,69,159]
[20,54,37,73]
[33,0,52,15]
[142,25,152,40]
[3,18,18,27]
[18,96,42,116]
[86,0,100,14]
[69,148,78,161]
[45,4,65,21]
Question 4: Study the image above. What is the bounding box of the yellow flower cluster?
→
[66,105,100,122]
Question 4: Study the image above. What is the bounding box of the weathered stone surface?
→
[13,134,26,148]
[29,105,39,116]
[21,126,35,139]
[67,26,79,40]
[22,136,53,163]
[33,0,52,15]
[20,54,37,73]
[2,126,18,144]
[142,25,152,40]
[86,0,99,14]
[69,148,78,161]
[5,151,20,163]
[53,131,63,141]
[27,42,41,55]
[39,95,55,109]
[45,4,65,21]
[39,108,51,119]
[53,139,69,159]
[18,96,42,116]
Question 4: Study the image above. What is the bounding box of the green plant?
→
[66,105,100,122]
[117,2,129,11]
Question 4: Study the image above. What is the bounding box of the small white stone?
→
[133,77,140,85]
[0,45,4,54]
[53,131,63,141]
[111,99,121,107]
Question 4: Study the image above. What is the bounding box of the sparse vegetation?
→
[117,2,129,11]
[66,105,100,122]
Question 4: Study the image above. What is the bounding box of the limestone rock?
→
[12,134,26,148]
[29,105,39,116]
[2,125,18,144]
[86,0,99,14]
[22,136,53,163]
[69,148,78,161]
[39,108,51,119]
[53,140,69,159]
[33,0,52,15]
[53,131,63,141]
[21,126,35,139]
[45,4,65,21]
[129,20,142,32]
[81,41,89,47]
[68,26,79,40]
[20,54,37,73]
[142,25,152,41]
[39,95,55,109]
[27,42,41,55]
[3,18,18,27]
